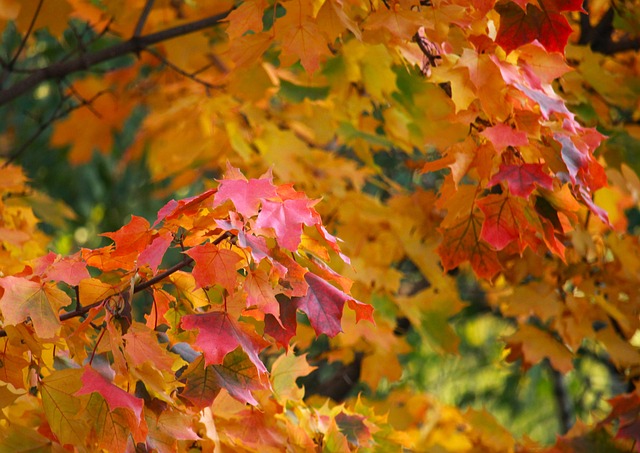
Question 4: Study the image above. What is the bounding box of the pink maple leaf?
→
[255,199,318,251]
[181,311,269,374]
[294,272,352,337]
[213,172,278,218]
[76,367,143,419]
[481,123,528,152]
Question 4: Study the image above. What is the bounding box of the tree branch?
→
[133,0,155,38]
[0,9,231,107]
[578,3,640,55]
[0,231,233,338]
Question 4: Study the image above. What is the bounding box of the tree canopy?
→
[0,0,640,451]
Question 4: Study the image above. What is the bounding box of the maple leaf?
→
[185,243,242,291]
[477,194,529,250]
[181,311,269,374]
[554,133,589,184]
[601,392,640,446]
[224,0,266,40]
[84,397,148,452]
[264,296,298,348]
[294,272,356,337]
[41,368,90,446]
[138,233,172,272]
[244,268,280,319]
[122,323,175,369]
[76,367,144,419]
[438,209,502,280]
[179,355,221,408]
[335,412,372,447]
[209,347,268,406]
[0,278,69,338]
[35,252,90,286]
[480,123,528,152]
[515,82,572,119]
[488,163,554,198]
[495,1,574,53]
[101,215,151,256]
[270,352,316,403]
[505,324,574,372]
[0,344,29,389]
[279,18,331,73]
[255,198,319,251]
[213,169,278,217]
[154,189,216,226]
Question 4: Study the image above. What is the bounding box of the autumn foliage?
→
[0,0,640,451]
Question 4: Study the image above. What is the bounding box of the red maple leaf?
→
[480,123,528,152]
[255,198,319,251]
[138,232,173,272]
[101,215,151,256]
[477,194,529,250]
[185,243,242,291]
[294,272,354,337]
[438,210,502,279]
[264,297,298,348]
[495,1,574,53]
[489,163,554,198]
[154,189,216,226]
[181,311,269,374]
[76,367,143,419]
[601,392,640,446]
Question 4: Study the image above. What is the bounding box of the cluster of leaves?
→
[1,0,640,451]
[0,163,385,451]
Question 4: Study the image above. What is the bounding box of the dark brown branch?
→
[578,3,640,55]
[134,256,194,293]
[0,9,231,107]
[134,0,155,38]
[549,364,574,434]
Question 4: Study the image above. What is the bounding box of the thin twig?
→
[134,256,194,293]
[145,48,222,91]
[66,82,104,119]
[134,231,232,292]
[0,9,232,106]
[134,0,155,38]
[549,364,574,434]
[8,0,44,68]
[0,0,44,88]
[1,89,108,166]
